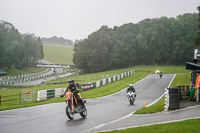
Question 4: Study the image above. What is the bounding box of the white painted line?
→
[146,93,165,107]
[147,74,176,107]
[167,74,176,88]
[86,74,176,133]
[97,117,200,133]
[165,105,200,114]
[84,111,137,133]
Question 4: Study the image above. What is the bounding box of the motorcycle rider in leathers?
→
[60,79,85,107]
[127,84,136,93]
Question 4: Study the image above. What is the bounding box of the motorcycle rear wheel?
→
[66,105,74,120]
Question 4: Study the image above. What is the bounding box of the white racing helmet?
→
[129,84,133,87]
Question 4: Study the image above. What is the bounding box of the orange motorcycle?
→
[65,91,87,120]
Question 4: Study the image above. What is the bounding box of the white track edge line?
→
[85,74,175,133]
[97,116,200,132]
[146,74,176,107]
[86,74,176,132]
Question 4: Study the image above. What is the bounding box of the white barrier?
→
[164,88,169,111]
[121,73,124,79]
[55,88,65,98]
[96,81,100,88]
[37,90,47,101]
[102,79,106,85]
[117,75,120,80]
[108,77,111,83]
[113,76,116,82]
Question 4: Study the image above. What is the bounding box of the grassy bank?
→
[134,97,165,114]
[0,65,186,111]
[1,67,46,77]
[43,44,74,64]
[133,68,190,114]
[101,118,200,133]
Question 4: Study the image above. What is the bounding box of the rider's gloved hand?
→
[73,90,79,93]
[60,95,64,98]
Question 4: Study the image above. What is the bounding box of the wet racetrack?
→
[0,74,175,133]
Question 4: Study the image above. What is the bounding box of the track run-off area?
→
[0,74,175,133]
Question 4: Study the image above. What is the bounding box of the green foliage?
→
[43,44,74,64]
[170,73,191,87]
[81,72,147,99]
[0,21,44,71]
[73,13,199,73]
[5,67,46,77]
[102,118,200,133]
[0,65,185,110]
[195,6,200,46]
[134,97,165,114]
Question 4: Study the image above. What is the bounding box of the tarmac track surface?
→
[0,74,175,133]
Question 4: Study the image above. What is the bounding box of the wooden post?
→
[0,95,1,106]
[185,70,187,100]
[20,92,22,104]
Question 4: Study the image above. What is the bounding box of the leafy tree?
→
[73,13,199,73]
[0,21,44,70]
[195,6,200,46]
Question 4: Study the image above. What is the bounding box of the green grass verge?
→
[133,69,191,114]
[0,65,186,111]
[0,72,147,111]
[101,118,200,133]
[134,97,165,114]
[81,72,147,99]
[43,44,74,64]
[170,73,191,87]
[1,67,46,77]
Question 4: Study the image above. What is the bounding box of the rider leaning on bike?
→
[60,79,85,106]
[127,84,136,93]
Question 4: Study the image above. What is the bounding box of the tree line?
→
[73,13,200,73]
[42,36,73,46]
[0,21,44,71]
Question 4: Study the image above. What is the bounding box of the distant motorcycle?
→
[64,91,87,120]
[127,91,136,105]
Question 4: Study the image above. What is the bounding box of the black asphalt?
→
[0,74,175,133]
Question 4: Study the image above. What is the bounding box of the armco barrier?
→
[36,70,134,102]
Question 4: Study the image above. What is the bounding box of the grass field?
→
[43,44,74,64]
[102,118,200,133]
[134,97,165,114]
[1,67,46,77]
[0,65,188,111]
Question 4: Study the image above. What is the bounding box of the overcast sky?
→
[0,0,199,41]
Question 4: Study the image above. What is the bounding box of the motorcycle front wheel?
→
[80,105,87,118]
[66,105,74,120]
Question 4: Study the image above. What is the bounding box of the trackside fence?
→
[37,70,134,101]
